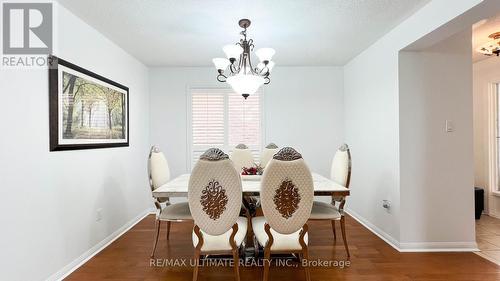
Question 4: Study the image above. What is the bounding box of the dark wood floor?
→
[66,215,500,281]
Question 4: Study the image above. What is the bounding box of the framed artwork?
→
[49,56,129,151]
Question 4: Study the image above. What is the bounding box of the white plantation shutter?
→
[191,92,225,167]
[192,93,225,145]
[228,92,260,146]
[190,90,262,169]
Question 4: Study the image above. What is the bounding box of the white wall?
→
[473,57,500,217]
[0,4,151,281]
[344,0,490,249]
[399,29,475,249]
[149,66,344,179]
[1,3,498,280]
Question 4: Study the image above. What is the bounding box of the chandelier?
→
[477,32,500,57]
[212,19,275,99]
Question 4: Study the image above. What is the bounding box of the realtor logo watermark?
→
[2,1,53,68]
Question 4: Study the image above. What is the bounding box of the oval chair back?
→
[330,143,352,188]
[188,148,242,236]
[260,143,279,168]
[148,146,170,191]
[148,146,171,204]
[260,147,314,235]
[230,144,254,173]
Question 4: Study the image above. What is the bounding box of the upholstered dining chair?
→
[259,143,279,168]
[309,143,351,257]
[188,148,248,281]
[230,144,255,173]
[252,147,314,281]
[148,146,192,257]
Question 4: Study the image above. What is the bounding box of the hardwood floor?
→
[476,214,500,264]
[66,215,500,281]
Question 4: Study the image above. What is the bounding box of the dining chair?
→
[148,146,192,257]
[252,147,314,281]
[188,148,247,281]
[230,144,255,173]
[259,143,279,168]
[309,143,351,257]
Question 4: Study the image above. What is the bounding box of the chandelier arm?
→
[264,76,270,84]
[248,39,254,51]
[246,53,258,75]
[217,73,227,82]
[229,62,240,74]
[255,66,269,76]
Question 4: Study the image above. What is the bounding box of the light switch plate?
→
[445,120,454,132]
[96,208,103,222]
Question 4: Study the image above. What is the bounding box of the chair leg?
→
[193,225,203,281]
[340,217,350,257]
[192,250,200,281]
[166,221,171,240]
[263,223,274,281]
[150,220,161,258]
[263,247,271,281]
[302,248,311,281]
[331,220,337,241]
[232,249,240,281]
[245,209,253,246]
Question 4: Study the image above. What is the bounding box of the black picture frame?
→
[49,55,129,151]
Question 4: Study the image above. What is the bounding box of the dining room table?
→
[152,172,349,199]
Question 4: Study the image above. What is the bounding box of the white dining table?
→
[152,173,350,198]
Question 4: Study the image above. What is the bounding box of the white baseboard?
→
[345,208,401,250]
[346,208,478,252]
[399,241,478,252]
[475,251,500,265]
[486,212,500,220]
[46,208,155,281]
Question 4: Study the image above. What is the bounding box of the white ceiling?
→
[473,13,500,62]
[57,0,431,66]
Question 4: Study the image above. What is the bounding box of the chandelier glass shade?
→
[212,19,275,99]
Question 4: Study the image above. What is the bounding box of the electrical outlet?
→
[382,200,391,210]
[96,208,103,222]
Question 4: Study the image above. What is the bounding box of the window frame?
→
[187,87,265,171]
[488,83,500,196]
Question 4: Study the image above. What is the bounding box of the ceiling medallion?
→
[477,32,500,57]
[212,19,275,99]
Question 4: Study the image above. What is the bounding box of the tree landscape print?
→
[62,71,126,139]
[49,57,129,151]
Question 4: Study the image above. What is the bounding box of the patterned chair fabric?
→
[330,143,351,187]
[230,144,255,173]
[260,143,279,168]
[188,148,243,236]
[259,147,314,235]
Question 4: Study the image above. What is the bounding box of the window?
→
[490,83,500,194]
[496,84,500,192]
[189,89,262,169]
